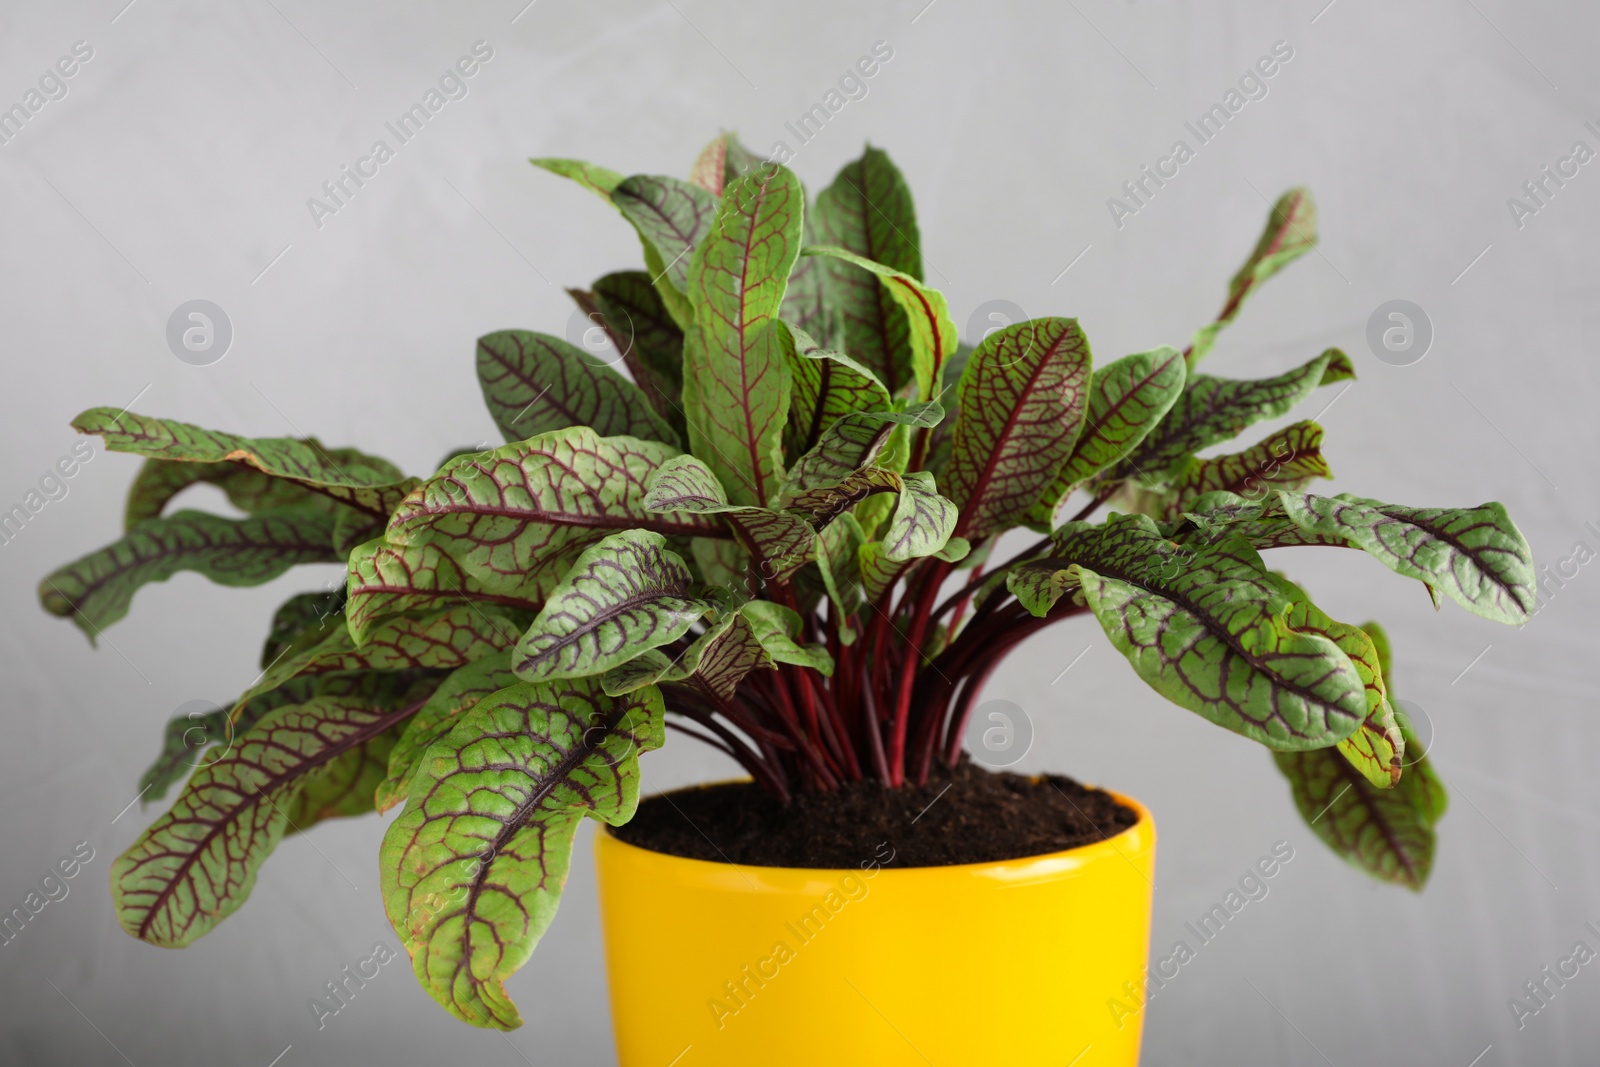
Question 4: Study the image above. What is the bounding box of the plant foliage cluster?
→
[41,134,1534,1029]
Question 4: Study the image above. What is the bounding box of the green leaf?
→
[513,530,712,681]
[681,164,804,507]
[1165,491,1343,550]
[1279,493,1536,624]
[283,678,440,831]
[345,538,546,643]
[386,427,723,592]
[528,157,624,201]
[1008,561,1081,618]
[1268,576,1403,788]
[923,341,975,477]
[73,408,415,518]
[475,330,678,447]
[603,610,775,700]
[591,270,686,409]
[803,245,956,404]
[244,605,524,713]
[114,687,431,947]
[1060,514,1367,749]
[691,537,750,601]
[122,451,381,530]
[138,674,432,806]
[613,174,719,296]
[137,705,230,803]
[784,466,903,528]
[381,679,664,1029]
[261,587,346,669]
[1274,711,1446,890]
[40,508,339,637]
[740,600,833,675]
[882,471,958,562]
[720,134,769,187]
[858,540,912,603]
[943,318,1093,539]
[1028,347,1187,526]
[679,612,776,697]
[781,210,836,349]
[644,454,816,581]
[376,650,520,811]
[1191,187,1318,367]
[599,648,677,696]
[780,320,892,458]
[1160,421,1331,516]
[1118,348,1351,478]
[781,402,942,495]
[812,147,924,394]
[816,511,866,631]
[332,508,386,561]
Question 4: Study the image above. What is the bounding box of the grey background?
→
[1,1,1595,1064]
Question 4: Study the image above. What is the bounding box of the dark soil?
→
[611,759,1139,869]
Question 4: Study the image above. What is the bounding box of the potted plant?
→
[42,134,1533,1066]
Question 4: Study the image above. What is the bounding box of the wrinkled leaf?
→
[1269,575,1403,788]
[475,330,677,447]
[386,427,722,593]
[603,610,774,700]
[784,465,903,527]
[74,408,414,518]
[1160,421,1331,516]
[741,600,833,675]
[1119,348,1351,478]
[381,679,663,1028]
[802,245,955,404]
[345,538,547,643]
[1280,493,1535,624]
[1008,562,1081,618]
[781,401,942,495]
[645,454,816,581]
[513,530,712,681]
[1060,514,1367,749]
[882,470,957,562]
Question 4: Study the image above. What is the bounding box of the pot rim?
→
[601,776,1154,880]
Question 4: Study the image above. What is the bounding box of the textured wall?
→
[1,1,1596,1064]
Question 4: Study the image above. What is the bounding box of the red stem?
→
[860,670,891,783]
[887,560,952,785]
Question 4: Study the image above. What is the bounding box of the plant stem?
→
[861,670,892,784]
[887,560,951,785]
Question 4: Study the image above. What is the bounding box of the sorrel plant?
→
[41,134,1534,1029]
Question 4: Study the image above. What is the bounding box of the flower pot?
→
[594,784,1155,1066]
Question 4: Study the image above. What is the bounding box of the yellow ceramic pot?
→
[595,785,1156,1066]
